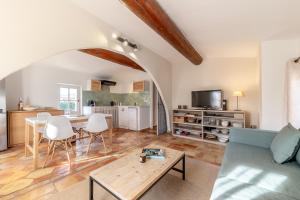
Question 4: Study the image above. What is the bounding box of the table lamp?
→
[233,91,244,111]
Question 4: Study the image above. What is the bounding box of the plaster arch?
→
[0,0,172,131]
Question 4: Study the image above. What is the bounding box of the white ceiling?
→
[37,50,150,81]
[72,0,300,64]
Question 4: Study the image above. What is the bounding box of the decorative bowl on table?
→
[211,129,219,134]
[221,121,229,127]
[217,137,229,143]
[232,122,243,128]
[206,134,217,139]
[216,133,230,143]
[23,106,37,111]
[187,118,196,123]
[221,129,229,134]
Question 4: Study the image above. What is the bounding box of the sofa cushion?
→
[230,128,277,149]
[218,142,300,199]
[211,176,297,200]
[270,123,300,164]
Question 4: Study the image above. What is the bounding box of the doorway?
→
[151,82,167,135]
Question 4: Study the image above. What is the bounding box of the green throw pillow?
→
[270,123,300,164]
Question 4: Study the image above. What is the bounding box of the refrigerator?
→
[0,79,7,151]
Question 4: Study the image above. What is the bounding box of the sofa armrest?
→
[229,128,278,148]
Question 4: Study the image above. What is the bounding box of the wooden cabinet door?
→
[118,107,129,129]
[133,81,144,92]
[91,80,101,91]
[8,110,64,145]
[128,107,138,130]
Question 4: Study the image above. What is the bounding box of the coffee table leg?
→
[89,177,94,200]
[182,155,185,180]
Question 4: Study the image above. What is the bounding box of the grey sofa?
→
[210,128,300,200]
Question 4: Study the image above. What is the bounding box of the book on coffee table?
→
[142,148,165,159]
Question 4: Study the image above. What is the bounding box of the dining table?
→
[24,114,113,169]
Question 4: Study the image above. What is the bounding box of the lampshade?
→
[233,91,244,97]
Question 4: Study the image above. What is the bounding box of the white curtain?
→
[287,59,300,128]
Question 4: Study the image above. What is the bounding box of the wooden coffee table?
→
[89,146,185,200]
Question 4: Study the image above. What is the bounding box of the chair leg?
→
[80,129,86,144]
[50,142,57,161]
[47,140,51,152]
[39,136,43,144]
[68,140,75,154]
[86,134,94,155]
[43,141,55,168]
[100,134,107,154]
[64,141,71,168]
[38,133,47,144]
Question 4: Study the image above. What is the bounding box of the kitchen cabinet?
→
[133,81,149,92]
[83,106,118,128]
[118,106,150,131]
[7,109,64,145]
[128,107,138,130]
[87,80,101,91]
[118,106,129,129]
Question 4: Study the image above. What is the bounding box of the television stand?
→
[172,109,246,145]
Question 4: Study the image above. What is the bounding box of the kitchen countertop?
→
[83,105,150,108]
[8,108,63,113]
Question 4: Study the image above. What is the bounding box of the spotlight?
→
[133,47,138,52]
[123,40,128,46]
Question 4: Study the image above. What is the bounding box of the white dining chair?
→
[43,116,76,168]
[83,113,108,155]
[37,112,52,144]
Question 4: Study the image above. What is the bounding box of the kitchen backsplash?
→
[82,91,151,106]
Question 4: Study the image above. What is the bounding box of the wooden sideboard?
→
[7,109,64,146]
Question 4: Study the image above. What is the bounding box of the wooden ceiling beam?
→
[79,48,145,72]
[120,0,203,65]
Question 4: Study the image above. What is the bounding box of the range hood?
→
[101,80,116,86]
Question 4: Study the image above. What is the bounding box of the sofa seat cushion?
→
[211,176,298,200]
[218,143,300,199]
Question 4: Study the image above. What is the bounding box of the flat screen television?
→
[192,90,223,109]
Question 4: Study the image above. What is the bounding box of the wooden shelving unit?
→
[172,109,246,145]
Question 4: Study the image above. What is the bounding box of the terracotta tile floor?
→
[0,129,225,200]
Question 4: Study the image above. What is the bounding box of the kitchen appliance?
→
[100,80,117,86]
[87,100,96,107]
[192,90,223,110]
[0,79,7,151]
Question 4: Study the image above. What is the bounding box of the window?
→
[58,85,81,115]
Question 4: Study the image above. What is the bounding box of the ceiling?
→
[72,0,300,64]
[36,50,150,81]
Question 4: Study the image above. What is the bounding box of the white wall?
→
[0,0,172,131]
[260,39,300,130]
[5,65,98,110]
[0,80,6,110]
[172,58,260,126]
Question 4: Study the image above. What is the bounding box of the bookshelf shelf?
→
[172,109,246,145]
